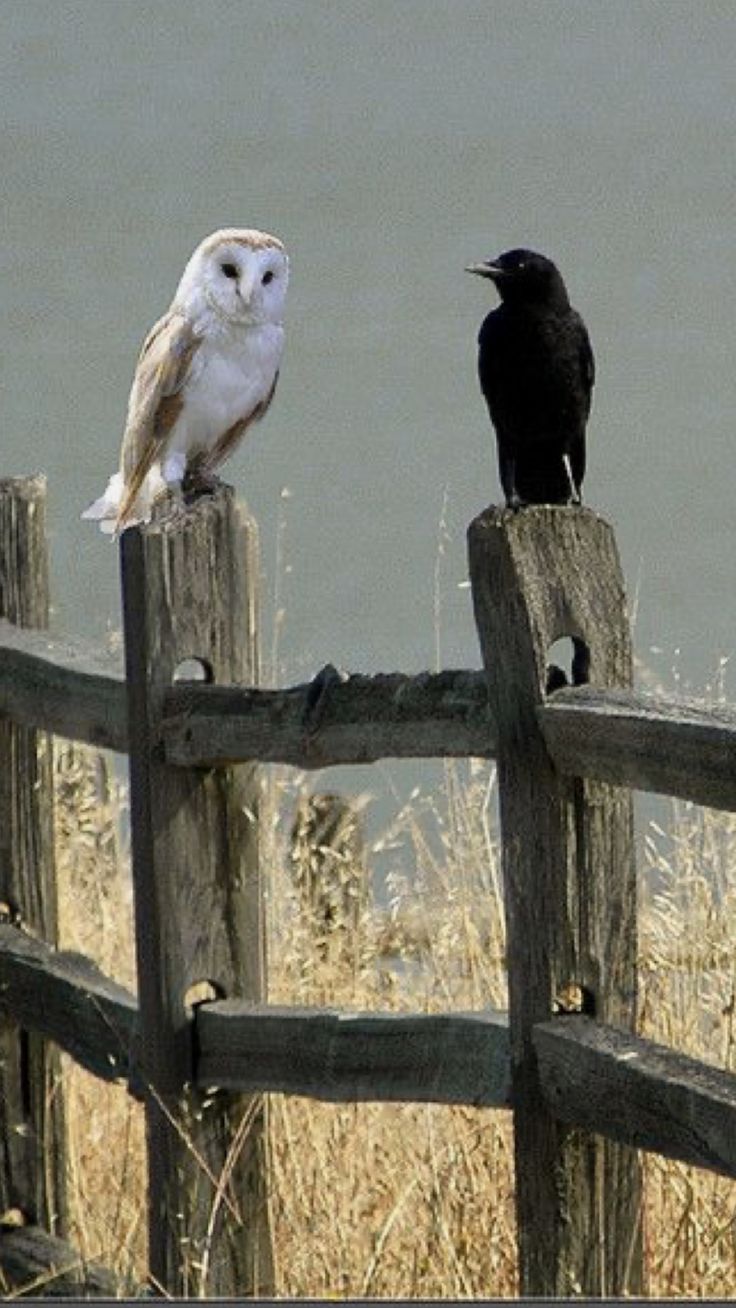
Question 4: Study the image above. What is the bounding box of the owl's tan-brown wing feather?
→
[116,311,199,529]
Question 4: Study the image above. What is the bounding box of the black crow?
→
[465,248,594,508]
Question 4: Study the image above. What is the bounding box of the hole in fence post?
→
[546,636,590,692]
[553,981,596,1016]
[184,979,225,1013]
[173,658,214,684]
[571,637,590,685]
[0,898,22,926]
[0,1208,28,1231]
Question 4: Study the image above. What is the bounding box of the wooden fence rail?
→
[4,618,736,810]
[5,919,736,1179]
[1,474,736,1297]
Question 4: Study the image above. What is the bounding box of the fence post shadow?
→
[468,503,643,1297]
[120,485,273,1297]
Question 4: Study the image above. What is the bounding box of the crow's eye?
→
[262,270,274,285]
[221,263,238,279]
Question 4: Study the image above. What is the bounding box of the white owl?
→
[83,227,288,533]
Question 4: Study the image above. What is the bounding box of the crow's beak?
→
[464,261,503,280]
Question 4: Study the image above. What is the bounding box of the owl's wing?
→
[116,311,199,529]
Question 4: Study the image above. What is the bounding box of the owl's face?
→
[177,228,289,328]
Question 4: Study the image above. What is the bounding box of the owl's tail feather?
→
[81,472,147,536]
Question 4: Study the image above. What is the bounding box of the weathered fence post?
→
[468,505,643,1296]
[0,475,67,1233]
[121,487,273,1296]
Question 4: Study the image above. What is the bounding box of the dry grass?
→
[53,741,145,1286]
[53,742,736,1297]
[639,798,736,1296]
[264,761,516,1299]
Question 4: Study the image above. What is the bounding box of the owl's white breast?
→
[168,320,284,458]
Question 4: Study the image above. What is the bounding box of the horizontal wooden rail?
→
[194,1001,512,1106]
[164,673,736,812]
[4,924,736,1179]
[0,619,126,752]
[534,1014,736,1179]
[0,924,137,1091]
[162,666,496,767]
[540,685,736,812]
[2,625,736,813]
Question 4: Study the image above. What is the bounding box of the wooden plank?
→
[9,906,736,1180]
[8,905,736,1180]
[0,924,138,1092]
[0,620,491,765]
[468,505,642,1297]
[196,1003,511,1106]
[0,619,126,752]
[0,476,68,1235]
[162,667,495,767]
[121,487,272,1297]
[535,1015,736,1178]
[4,613,736,813]
[541,684,736,811]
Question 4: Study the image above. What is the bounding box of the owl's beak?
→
[237,271,258,306]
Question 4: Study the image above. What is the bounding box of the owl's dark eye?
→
[262,270,274,285]
[221,263,238,279]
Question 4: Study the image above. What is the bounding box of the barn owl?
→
[82,227,288,533]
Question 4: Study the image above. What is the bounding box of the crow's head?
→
[465,248,569,309]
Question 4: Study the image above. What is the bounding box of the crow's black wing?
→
[568,312,594,497]
[575,312,595,418]
[476,307,513,430]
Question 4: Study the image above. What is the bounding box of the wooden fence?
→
[2,473,736,1297]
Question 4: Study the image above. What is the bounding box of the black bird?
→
[465,248,595,508]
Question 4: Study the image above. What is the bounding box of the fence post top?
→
[0,474,47,499]
[120,481,237,541]
[467,501,615,549]
[467,502,632,703]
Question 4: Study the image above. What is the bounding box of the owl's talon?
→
[182,469,224,504]
[151,483,186,524]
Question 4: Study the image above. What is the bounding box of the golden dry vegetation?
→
[54,741,736,1298]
